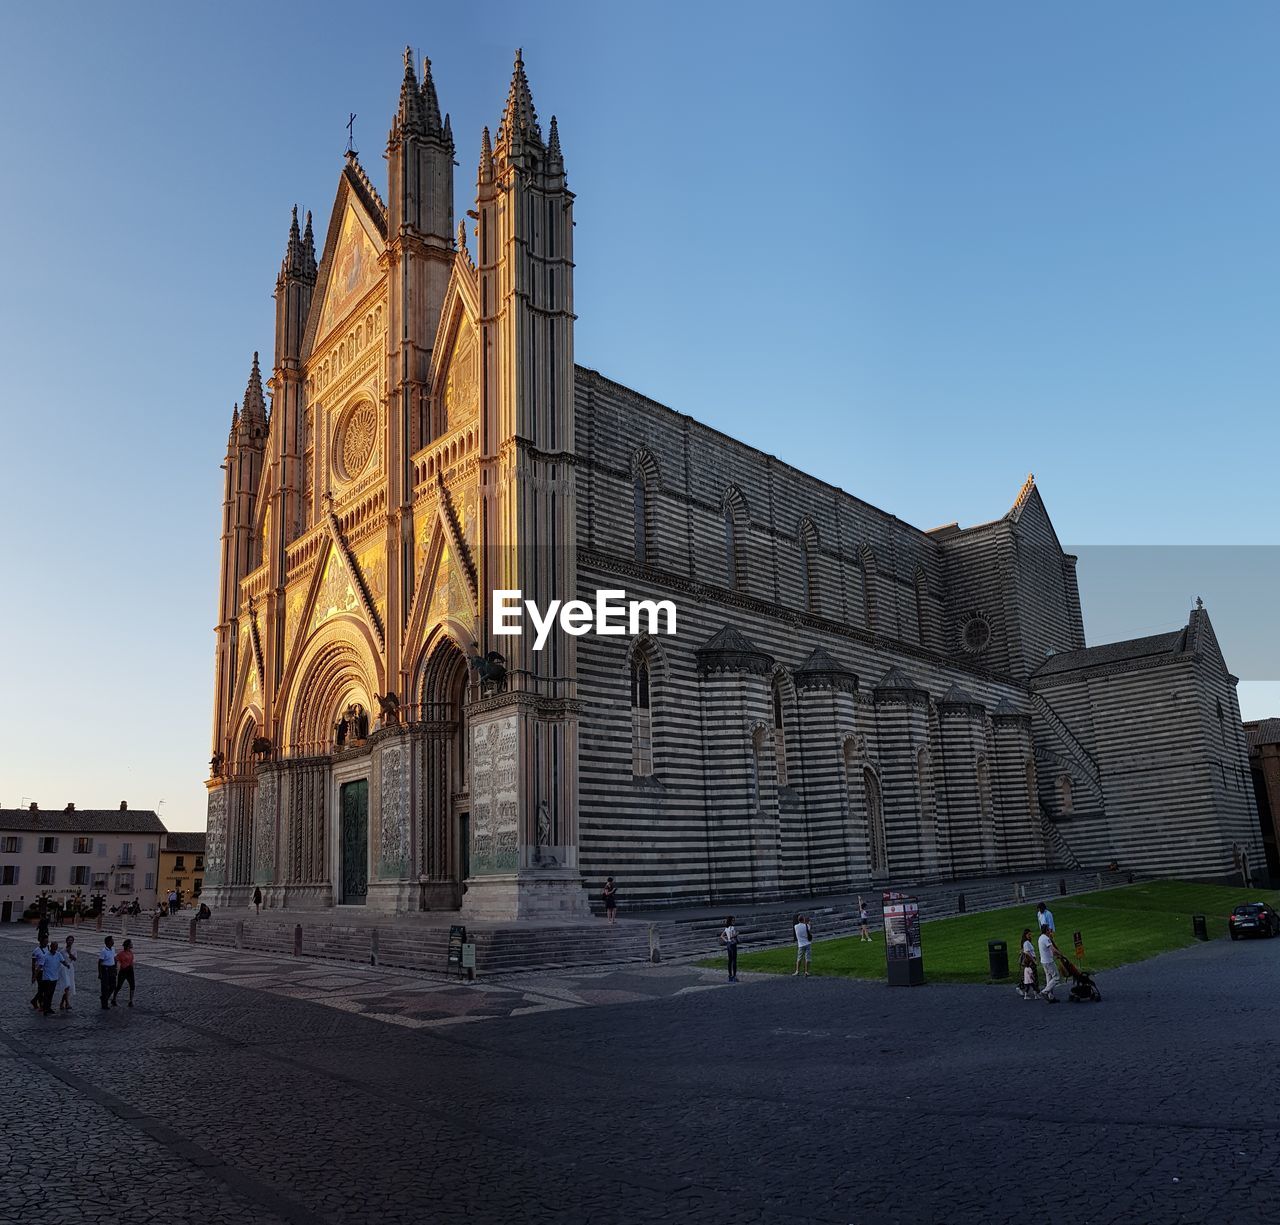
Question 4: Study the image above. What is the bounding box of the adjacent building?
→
[1245,719,1280,882]
[0,804,165,922]
[157,831,207,908]
[203,49,1261,917]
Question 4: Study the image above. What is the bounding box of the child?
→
[1017,927,1037,1000]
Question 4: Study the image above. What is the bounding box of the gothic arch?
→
[282,625,381,754]
[798,517,820,614]
[722,486,749,590]
[631,449,660,564]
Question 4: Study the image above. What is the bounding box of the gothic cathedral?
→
[205,50,1261,917]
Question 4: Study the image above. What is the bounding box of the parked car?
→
[1229,902,1280,939]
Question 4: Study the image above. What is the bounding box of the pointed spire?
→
[479,125,494,184]
[547,115,562,160]
[393,45,426,139]
[419,55,443,136]
[280,205,305,279]
[228,403,240,443]
[443,112,453,151]
[301,210,317,280]
[498,47,541,148]
[456,220,467,252]
[241,352,267,426]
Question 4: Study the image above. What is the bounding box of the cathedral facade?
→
[204,51,1261,917]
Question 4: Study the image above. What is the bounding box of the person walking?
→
[719,916,739,982]
[602,877,618,925]
[38,941,61,1015]
[112,940,136,1007]
[30,934,49,1010]
[56,935,77,1011]
[37,911,50,945]
[253,887,262,915]
[1035,901,1055,935]
[168,888,179,915]
[1017,927,1038,1000]
[793,914,812,976]
[858,897,872,942]
[1037,924,1061,1003]
[98,936,118,1010]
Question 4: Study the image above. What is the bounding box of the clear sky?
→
[1,2,1276,829]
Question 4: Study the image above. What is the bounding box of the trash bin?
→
[988,939,1009,979]
[1192,914,1208,942]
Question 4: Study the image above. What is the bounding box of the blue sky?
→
[1,2,1276,829]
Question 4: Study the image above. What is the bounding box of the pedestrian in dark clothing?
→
[602,877,618,925]
[98,937,118,1010]
[112,940,136,1007]
[253,887,262,915]
[719,916,740,982]
[37,914,50,944]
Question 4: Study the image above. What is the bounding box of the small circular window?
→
[961,616,992,654]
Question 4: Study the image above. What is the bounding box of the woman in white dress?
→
[56,934,77,1010]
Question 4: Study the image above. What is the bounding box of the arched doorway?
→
[417,638,471,905]
[865,767,887,876]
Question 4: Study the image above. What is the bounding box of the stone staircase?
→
[82,867,1132,978]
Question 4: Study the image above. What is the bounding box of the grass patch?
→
[701,881,1279,984]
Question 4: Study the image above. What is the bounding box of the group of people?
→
[29,928,137,1014]
[1018,901,1064,1003]
[717,895,879,981]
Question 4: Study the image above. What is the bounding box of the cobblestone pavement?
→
[2,929,1277,1224]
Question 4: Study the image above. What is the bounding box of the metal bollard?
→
[370,928,379,966]
[188,918,198,944]
[957,893,966,913]
[1192,914,1208,941]
[648,923,662,964]
[293,924,303,956]
[235,920,244,949]
[151,914,160,939]
[96,914,103,932]
[1058,878,1067,896]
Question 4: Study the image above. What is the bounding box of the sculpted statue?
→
[469,649,507,687]
[209,750,224,776]
[376,691,401,725]
[251,736,272,758]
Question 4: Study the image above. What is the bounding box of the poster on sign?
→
[882,891,924,985]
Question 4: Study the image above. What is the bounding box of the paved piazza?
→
[1,930,1276,1224]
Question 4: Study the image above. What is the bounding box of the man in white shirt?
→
[30,935,49,1010]
[793,915,812,977]
[1037,924,1061,1003]
[37,941,61,1015]
[98,936,118,1011]
[1036,902,1055,933]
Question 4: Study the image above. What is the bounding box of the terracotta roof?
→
[1245,719,1280,750]
[0,809,166,833]
[1032,629,1186,678]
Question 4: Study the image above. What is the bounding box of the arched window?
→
[977,757,996,867]
[633,475,648,563]
[860,547,877,633]
[1025,758,1038,821]
[865,768,887,874]
[914,568,929,648]
[772,678,789,787]
[1057,773,1073,815]
[724,506,738,589]
[631,657,653,777]
[799,519,819,614]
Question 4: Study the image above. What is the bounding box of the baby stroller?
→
[1056,951,1101,1002]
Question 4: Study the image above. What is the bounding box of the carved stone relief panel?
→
[469,715,519,875]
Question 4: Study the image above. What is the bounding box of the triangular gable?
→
[427,261,481,414]
[302,163,388,359]
[309,543,363,633]
[1007,480,1068,556]
[1188,605,1233,678]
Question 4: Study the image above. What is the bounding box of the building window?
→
[74,837,93,854]
[772,679,789,787]
[724,506,738,589]
[1,836,20,854]
[914,569,929,647]
[631,658,653,777]
[195,855,205,870]
[977,758,996,867]
[97,843,107,857]
[1057,774,1073,815]
[144,872,155,891]
[194,878,203,895]
[146,843,156,859]
[864,768,887,874]
[799,520,819,614]
[633,476,648,563]
[92,873,107,890]
[116,873,134,894]
[1,866,17,885]
[175,855,186,870]
[38,837,59,854]
[119,843,134,866]
[70,866,90,887]
[36,866,55,886]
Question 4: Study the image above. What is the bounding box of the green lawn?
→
[704,881,1278,984]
